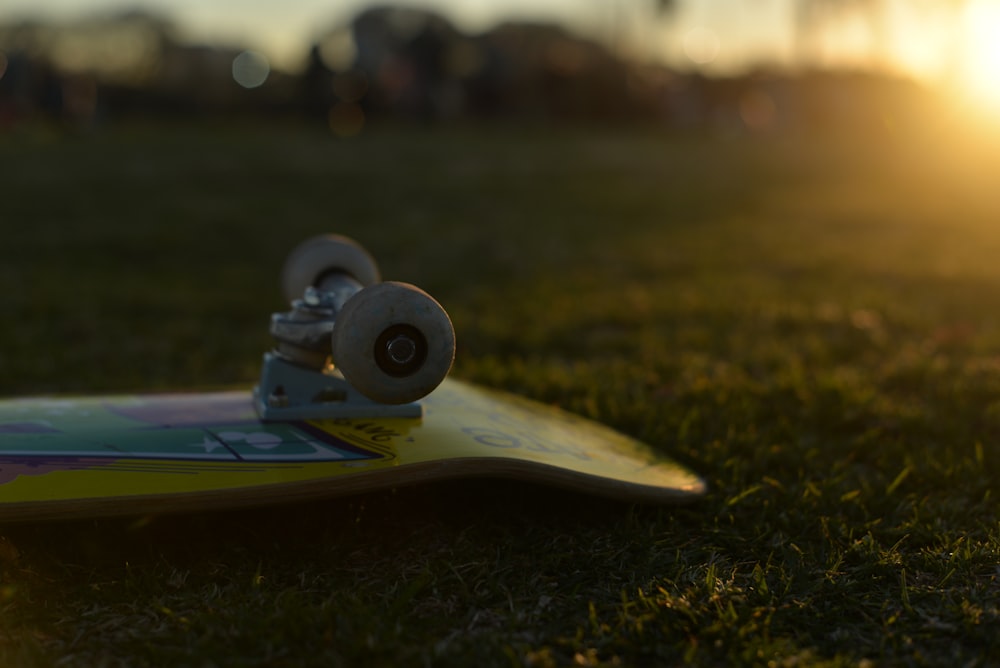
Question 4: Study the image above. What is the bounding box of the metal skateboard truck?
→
[254,235,456,420]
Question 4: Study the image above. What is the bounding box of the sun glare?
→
[959,0,1000,109]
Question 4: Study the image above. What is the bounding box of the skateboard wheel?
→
[281,234,381,303]
[332,281,455,404]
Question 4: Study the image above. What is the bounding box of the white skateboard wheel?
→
[281,234,381,303]
[332,281,455,404]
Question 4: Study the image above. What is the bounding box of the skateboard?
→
[0,236,705,521]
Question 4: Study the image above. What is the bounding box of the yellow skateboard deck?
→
[0,378,705,521]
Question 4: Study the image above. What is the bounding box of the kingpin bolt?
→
[386,334,417,366]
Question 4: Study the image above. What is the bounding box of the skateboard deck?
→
[0,378,705,521]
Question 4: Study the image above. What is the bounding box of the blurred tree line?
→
[0,4,944,135]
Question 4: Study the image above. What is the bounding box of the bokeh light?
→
[328,101,365,137]
[332,71,367,103]
[318,30,356,71]
[232,50,270,89]
[682,27,720,66]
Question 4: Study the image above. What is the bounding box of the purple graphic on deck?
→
[105,393,257,427]
[0,393,389,485]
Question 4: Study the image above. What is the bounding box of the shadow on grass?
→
[2,478,654,566]
[0,480,709,666]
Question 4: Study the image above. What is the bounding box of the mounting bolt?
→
[267,385,289,408]
[303,286,322,307]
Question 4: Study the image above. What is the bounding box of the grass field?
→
[1,117,999,666]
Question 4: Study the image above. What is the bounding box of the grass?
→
[1,116,1000,665]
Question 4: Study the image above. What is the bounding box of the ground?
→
[0,119,998,666]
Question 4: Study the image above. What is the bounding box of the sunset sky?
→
[2,0,999,108]
[0,0,790,72]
